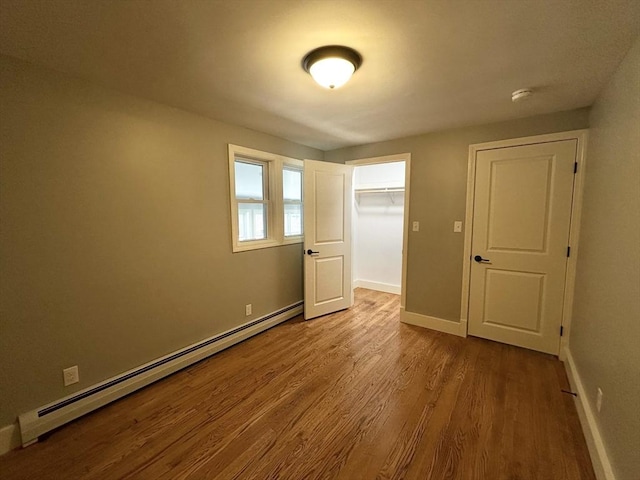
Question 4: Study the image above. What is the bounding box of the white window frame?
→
[228,144,303,252]
[234,157,272,244]
[282,163,304,243]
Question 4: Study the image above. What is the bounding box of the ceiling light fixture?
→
[302,45,362,89]
[511,88,533,102]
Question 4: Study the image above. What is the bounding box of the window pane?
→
[283,168,302,201]
[238,203,266,241]
[284,203,302,237]
[235,161,264,200]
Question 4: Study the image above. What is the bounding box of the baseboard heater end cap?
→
[17,411,38,447]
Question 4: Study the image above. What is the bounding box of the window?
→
[283,166,303,237]
[235,160,268,241]
[229,144,303,252]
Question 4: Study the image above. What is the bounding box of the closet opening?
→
[347,154,410,307]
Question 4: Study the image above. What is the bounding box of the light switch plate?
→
[454,221,463,233]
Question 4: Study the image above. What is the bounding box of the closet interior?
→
[352,161,406,295]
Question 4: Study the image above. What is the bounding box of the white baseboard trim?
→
[400,308,467,337]
[563,347,616,480]
[354,280,401,295]
[0,422,21,456]
[17,302,303,448]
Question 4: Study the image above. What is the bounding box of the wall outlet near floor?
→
[453,221,463,233]
[245,304,252,316]
[596,387,603,412]
[412,221,419,232]
[63,365,79,387]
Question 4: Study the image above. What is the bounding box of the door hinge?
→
[574,162,578,174]
[560,326,564,336]
[567,246,571,257]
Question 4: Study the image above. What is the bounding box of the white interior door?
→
[303,160,353,320]
[468,140,577,354]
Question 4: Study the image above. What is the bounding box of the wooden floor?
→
[1,289,595,480]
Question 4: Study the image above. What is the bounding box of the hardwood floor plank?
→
[326,329,444,480]
[0,289,595,480]
[403,339,480,480]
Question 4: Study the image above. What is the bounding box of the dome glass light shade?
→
[309,57,356,89]
[302,46,362,90]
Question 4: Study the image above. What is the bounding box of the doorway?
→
[347,154,411,307]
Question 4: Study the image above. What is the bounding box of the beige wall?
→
[571,39,639,480]
[0,55,323,426]
[326,109,590,321]
[2,47,633,479]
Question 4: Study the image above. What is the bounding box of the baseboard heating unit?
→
[18,301,303,447]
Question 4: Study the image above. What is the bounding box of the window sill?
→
[232,237,303,253]
[283,236,304,245]
[232,239,279,253]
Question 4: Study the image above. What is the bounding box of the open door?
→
[303,160,353,320]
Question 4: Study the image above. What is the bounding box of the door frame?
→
[345,153,411,309]
[460,130,588,359]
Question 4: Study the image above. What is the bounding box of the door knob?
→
[474,255,491,263]
[307,249,320,255]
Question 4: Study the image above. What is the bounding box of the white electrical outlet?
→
[245,304,252,316]
[63,365,79,387]
[596,387,603,413]
[412,221,419,232]
[453,221,463,233]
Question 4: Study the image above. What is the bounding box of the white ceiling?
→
[1,0,639,150]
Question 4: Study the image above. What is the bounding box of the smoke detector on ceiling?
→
[511,88,533,102]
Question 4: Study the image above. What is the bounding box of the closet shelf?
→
[354,187,405,194]
[354,187,404,204]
